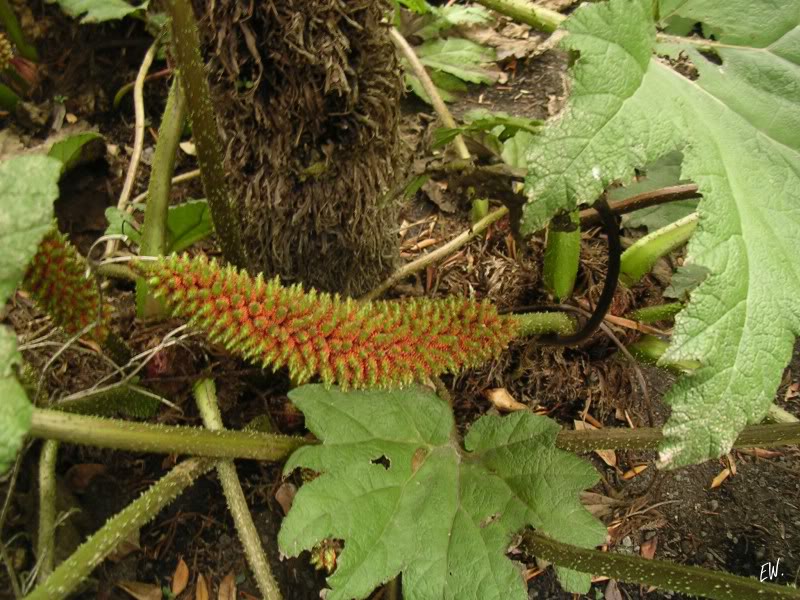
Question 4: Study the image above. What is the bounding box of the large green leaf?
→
[523,0,800,467]
[279,385,605,599]
[0,328,32,474]
[0,156,62,306]
[47,0,148,23]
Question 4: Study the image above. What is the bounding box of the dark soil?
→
[1,3,798,600]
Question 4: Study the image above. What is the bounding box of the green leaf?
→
[104,206,142,246]
[105,200,212,252]
[279,385,606,599]
[47,0,148,23]
[416,38,500,84]
[396,0,430,14]
[0,328,33,474]
[663,263,709,301]
[0,156,62,306]
[522,0,800,467]
[404,73,456,104]
[502,130,536,169]
[48,131,105,175]
[165,199,213,253]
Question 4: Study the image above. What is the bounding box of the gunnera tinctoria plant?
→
[191,0,404,296]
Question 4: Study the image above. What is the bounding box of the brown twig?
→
[580,184,700,226]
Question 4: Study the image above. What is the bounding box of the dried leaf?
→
[621,464,648,480]
[275,482,297,515]
[485,388,527,412]
[172,558,189,595]
[604,579,623,600]
[574,421,617,467]
[218,572,236,600]
[640,536,658,560]
[118,581,162,600]
[710,468,731,489]
[195,574,209,600]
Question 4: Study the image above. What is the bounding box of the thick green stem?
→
[29,407,800,458]
[620,213,698,285]
[543,210,581,301]
[511,311,575,337]
[36,440,59,583]
[0,82,20,111]
[627,302,683,323]
[24,458,213,600]
[29,409,305,461]
[626,334,699,373]
[556,422,800,453]
[473,0,565,32]
[164,0,245,267]
[194,380,283,600]
[138,77,187,318]
[526,532,800,600]
[0,0,37,61]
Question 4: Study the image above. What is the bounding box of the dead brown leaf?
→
[574,421,617,467]
[621,464,648,480]
[172,558,189,595]
[218,572,236,600]
[604,579,623,600]
[640,536,658,560]
[275,482,298,515]
[118,581,162,600]
[485,388,527,412]
[195,574,209,600]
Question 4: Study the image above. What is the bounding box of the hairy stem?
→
[626,302,683,323]
[36,441,58,583]
[556,422,800,453]
[525,531,800,600]
[24,458,213,600]
[511,312,575,337]
[473,0,564,32]
[164,0,246,266]
[543,210,580,301]
[138,77,187,317]
[29,408,800,458]
[620,213,698,285]
[194,380,283,600]
[29,409,305,461]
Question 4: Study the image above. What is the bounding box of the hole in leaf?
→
[371,455,391,470]
[698,49,722,65]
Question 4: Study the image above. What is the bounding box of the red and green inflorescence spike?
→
[23,229,110,343]
[141,254,520,389]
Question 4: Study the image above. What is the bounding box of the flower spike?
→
[141,254,519,389]
[23,229,110,343]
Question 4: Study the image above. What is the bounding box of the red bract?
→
[142,254,518,389]
[24,230,110,343]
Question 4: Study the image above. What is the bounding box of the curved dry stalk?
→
[389,27,471,161]
[360,205,509,301]
[104,38,161,257]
